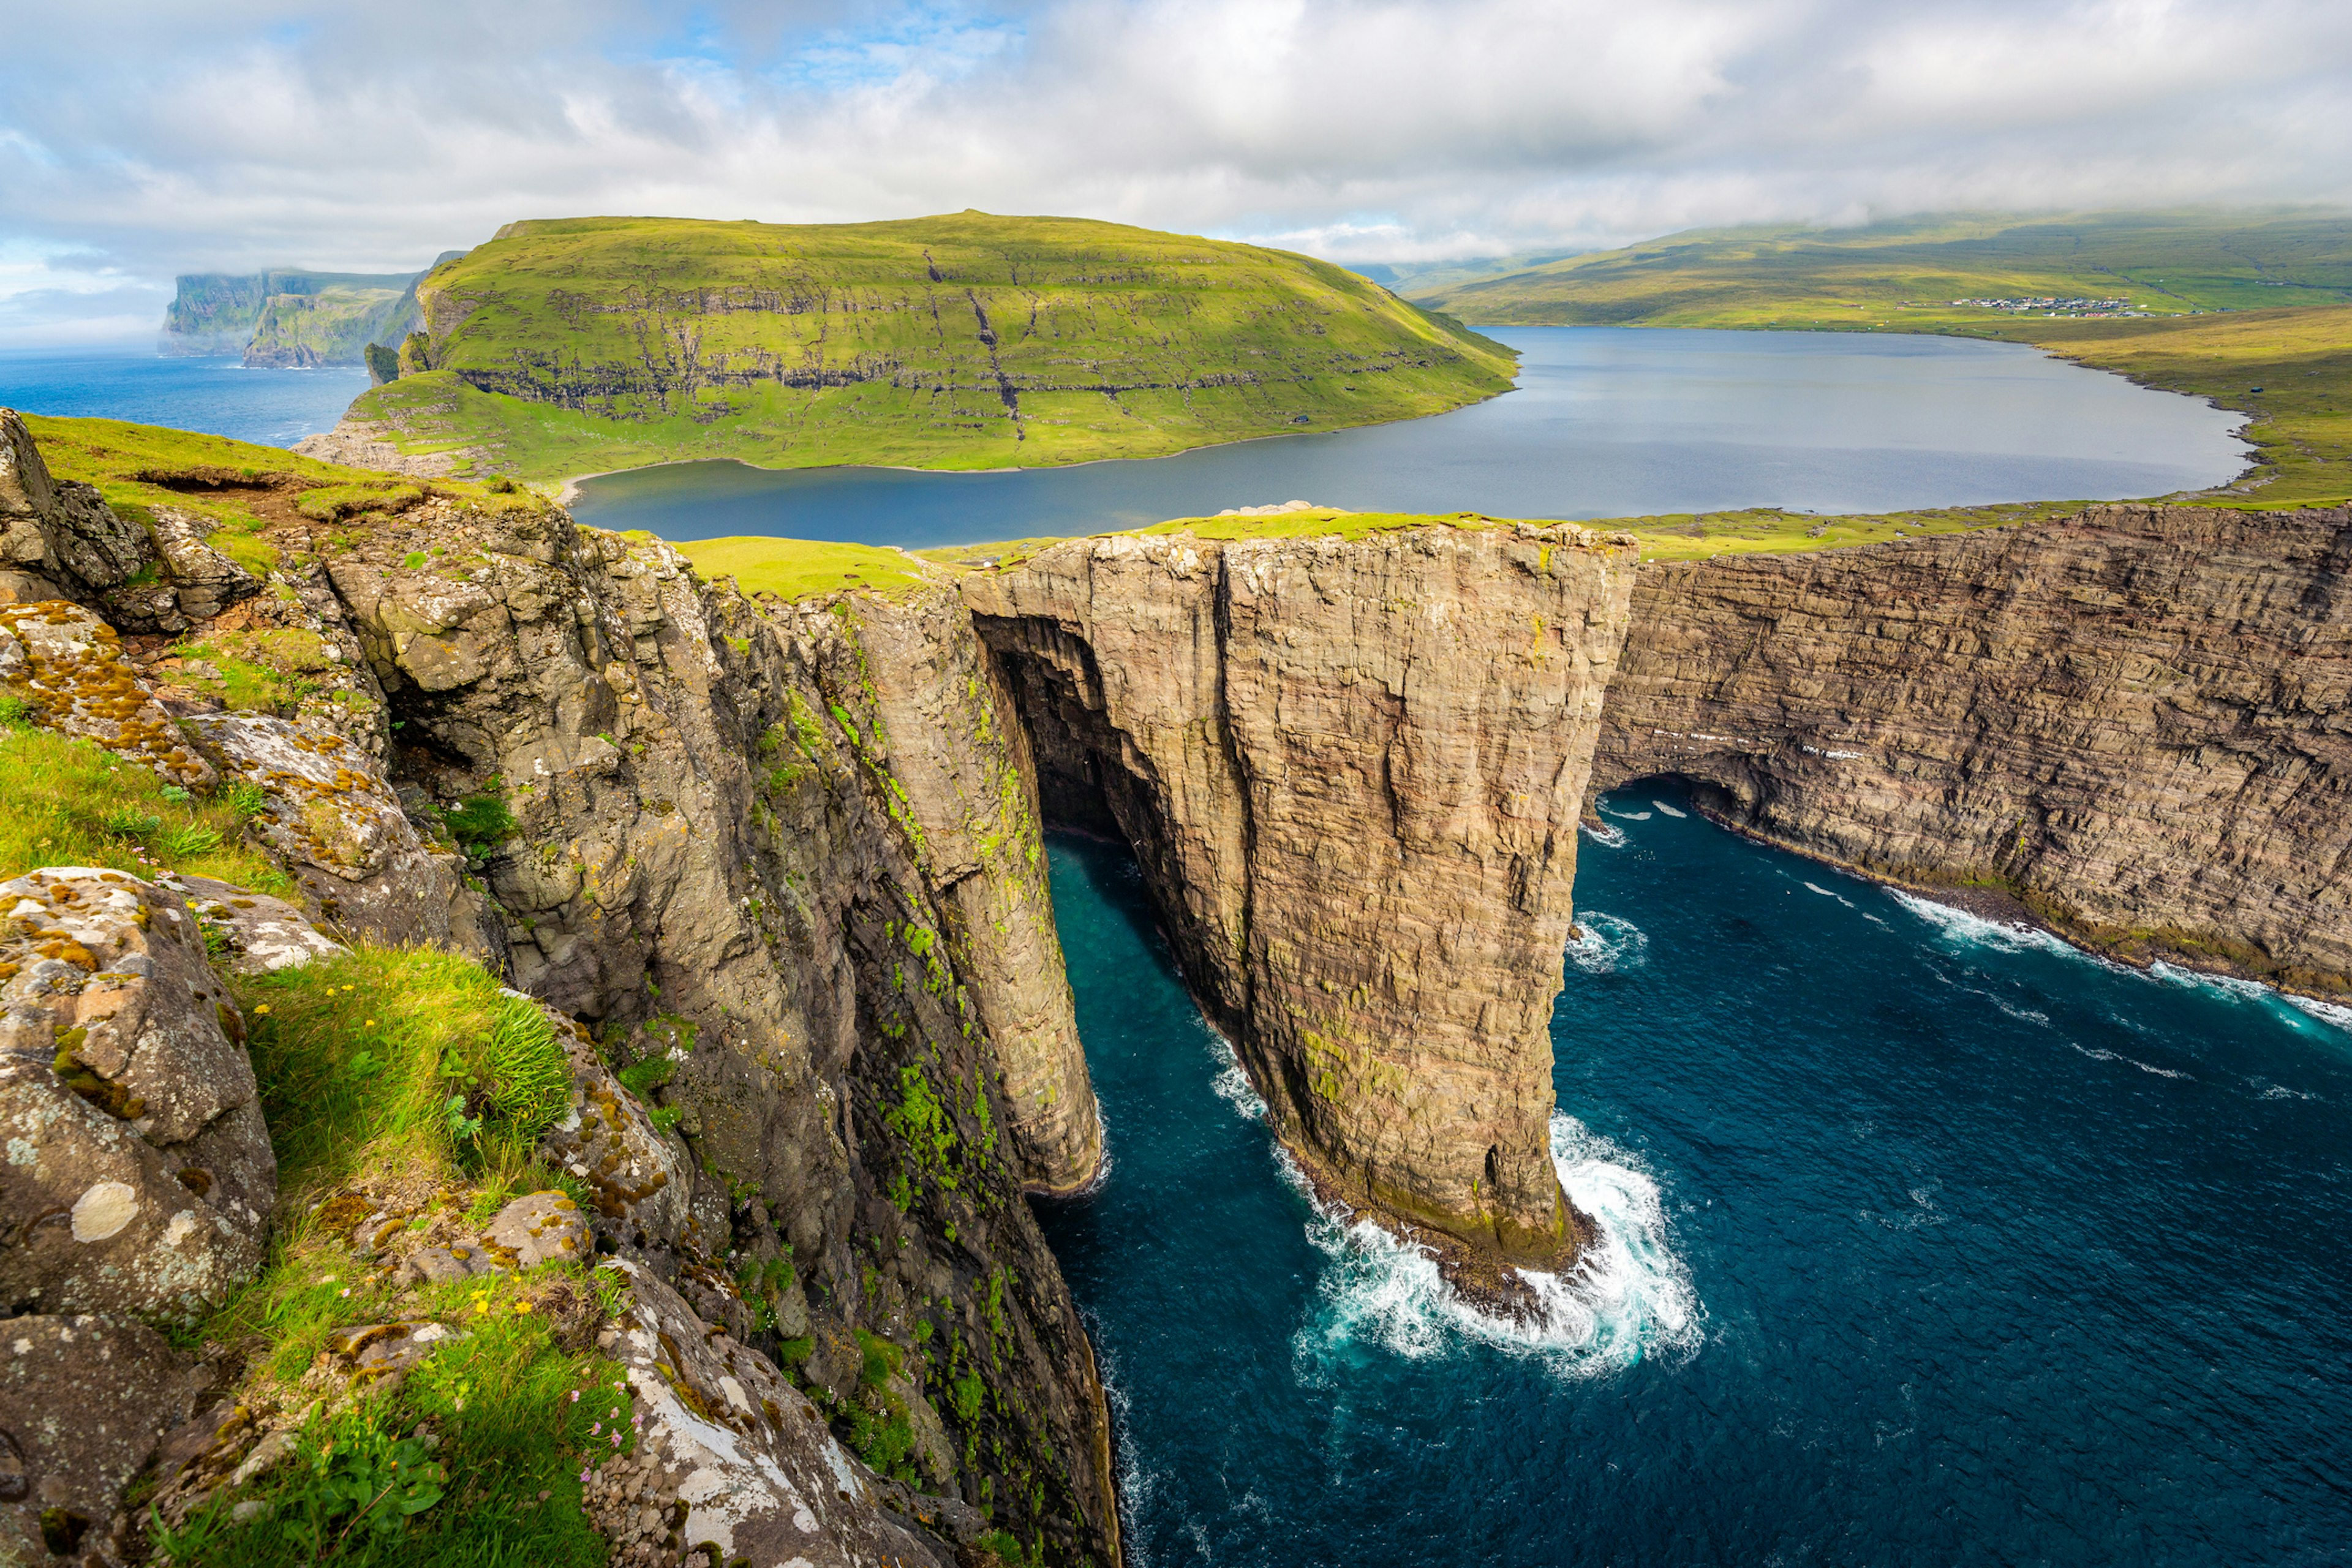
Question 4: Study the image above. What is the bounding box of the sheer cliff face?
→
[312,503,1115,1564]
[963,525,1638,1269]
[1593,505,2352,993]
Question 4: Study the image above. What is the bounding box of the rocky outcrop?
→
[0,601,216,789]
[292,418,467,480]
[181,711,464,949]
[0,868,276,1324]
[302,495,1119,1562]
[0,412,151,610]
[1591,504,2352,992]
[963,522,1638,1277]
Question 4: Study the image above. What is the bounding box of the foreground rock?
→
[0,600,215,789]
[0,868,276,1323]
[966,522,1639,1277]
[1593,504,2352,993]
[0,1312,200,1566]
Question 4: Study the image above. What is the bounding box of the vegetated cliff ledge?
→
[960,521,1640,1300]
[1,409,1118,1567]
[1591,503,2352,995]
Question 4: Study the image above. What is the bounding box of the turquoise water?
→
[1036,796,2352,1565]
[573,328,2250,545]
[0,349,368,450]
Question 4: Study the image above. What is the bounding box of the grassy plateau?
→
[342,211,1517,483]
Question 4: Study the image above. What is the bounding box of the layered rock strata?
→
[306,496,1118,1562]
[963,524,1638,1274]
[1591,504,2352,992]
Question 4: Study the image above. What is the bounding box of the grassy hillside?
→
[1408,211,2352,510]
[343,211,1517,483]
[1409,211,2352,327]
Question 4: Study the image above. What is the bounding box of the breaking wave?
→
[1649,799,1688,818]
[1580,821,1627,848]
[1293,1114,1702,1381]
[1566,912,1649,974]
[1888,890,2087,962]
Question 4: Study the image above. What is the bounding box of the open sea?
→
[0,347,368,450]
[1036,797,2352,1566]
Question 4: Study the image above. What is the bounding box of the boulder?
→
[0,1312,199,1568]
[162,872,347,975]
[480,1189,590,1268]
[179,712,459,947]
[0,868,276,1322]
[0,600,215,788]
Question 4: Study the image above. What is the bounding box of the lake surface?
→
[0,349,368,450]
[1036,798,2351,1566]
[573,328,2250,545]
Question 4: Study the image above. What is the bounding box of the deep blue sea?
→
[0,349,366,450]
[571,328,2250,545]
[1036,795,2352,1567]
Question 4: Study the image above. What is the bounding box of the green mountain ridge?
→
[341,211,1517,483]
[1401,209,2352,326]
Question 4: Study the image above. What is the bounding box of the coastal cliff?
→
[0,411,1117,1567]
[962,522,1638,1280]
[1592,503,2352,993]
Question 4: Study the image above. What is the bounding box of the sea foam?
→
[1294,1112,1701,1381]
[1566,911,1648,974]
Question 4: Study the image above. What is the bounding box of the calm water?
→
[574,328,2249,545]
[1036,797,2352,1566]
[0,349,367,450]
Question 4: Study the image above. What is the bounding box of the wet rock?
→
[164,872,347,974]
[0,1312,199,1568]
[481,1189,590,1268]
[593,1261,956,1568]
[0,867,275,1321]
[0,600,215,788]
[180,711,461,948]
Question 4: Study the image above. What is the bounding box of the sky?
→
[3,0,2349,345]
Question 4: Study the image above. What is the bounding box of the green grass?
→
[1410,209,2352,326]
[1402,211,2352,514]
[344,211,1517,483]
[677,536,945,601]
[17,414,546,570]
[159,946,622,1564]
[153,627,339,715]
[0,717,285,890]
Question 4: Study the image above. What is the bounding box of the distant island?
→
[159,257,462,368]
[300,212,1517,484]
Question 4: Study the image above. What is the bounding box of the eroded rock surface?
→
[965,522,1638,1271]
[0,601,215,788]
[181,711,461,948]
[0,1312,200,1568]
[0,868,276,1322]
[1593,505,2352,992]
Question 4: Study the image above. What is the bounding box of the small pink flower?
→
[569,1389,580,1402]
[610,1433,622,1448]
[591,1422,601,1436]
[578,1468,590,1483]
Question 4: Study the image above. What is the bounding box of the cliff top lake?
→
[570,326,2252,546]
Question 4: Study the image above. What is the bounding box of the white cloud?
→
[0,0,2346,341]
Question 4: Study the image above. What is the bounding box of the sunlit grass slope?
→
[345,211,1518,482]
[671,536,944,601]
